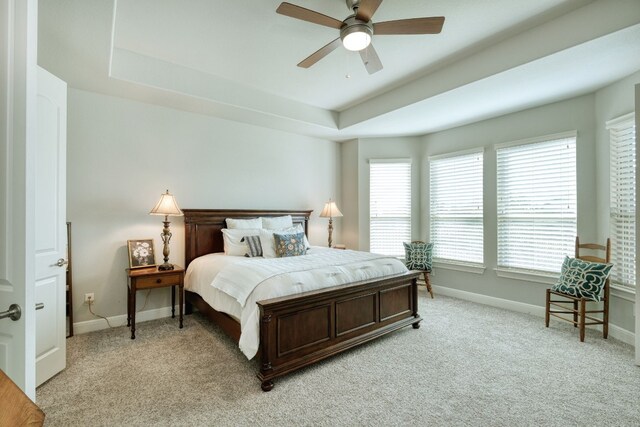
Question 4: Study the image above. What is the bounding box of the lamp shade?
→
[149,190,183,217]
[319,200,343,218]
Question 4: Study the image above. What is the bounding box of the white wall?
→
[67,89,340,324]
[340,140,359,250]
[347,137,423,251]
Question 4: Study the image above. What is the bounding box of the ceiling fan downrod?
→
[346,0,360,14]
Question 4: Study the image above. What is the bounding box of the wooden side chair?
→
[545,237,612,342]
[403,241,434,298]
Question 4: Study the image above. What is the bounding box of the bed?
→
[183,208,422,391]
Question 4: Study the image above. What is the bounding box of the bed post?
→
[412,276,421,329]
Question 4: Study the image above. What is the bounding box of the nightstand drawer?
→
[135,273,181,289]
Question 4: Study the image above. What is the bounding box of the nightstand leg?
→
[171,285,175,319]
[179,284,183,329]
[130,286,136,339]
[126,283,131,327]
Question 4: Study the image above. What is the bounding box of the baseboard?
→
[431,285,635,346]
[73,306,175,335]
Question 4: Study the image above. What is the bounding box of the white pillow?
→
[226,217,262,229]
[221,228,261,256]
[261,215,293,230]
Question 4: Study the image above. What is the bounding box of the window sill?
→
[494,267,557,285]
[433,261,485,275]
[610,285,635,302]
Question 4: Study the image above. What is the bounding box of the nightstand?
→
[126,266,184,339]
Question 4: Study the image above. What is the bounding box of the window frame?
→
[494,131,577,277]
[429,148,485,272]
[369,158,412,258]
[607,112,636,293]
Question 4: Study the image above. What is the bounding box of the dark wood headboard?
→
[183,209,312,268]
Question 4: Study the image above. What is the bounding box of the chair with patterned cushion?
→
[545,237,612,342]
[403,241,434,298]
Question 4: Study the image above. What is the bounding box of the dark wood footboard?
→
[257,271,421,391]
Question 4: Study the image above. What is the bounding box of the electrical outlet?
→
[84,293,95,304]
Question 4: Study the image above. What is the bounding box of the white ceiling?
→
[38,0,640,141]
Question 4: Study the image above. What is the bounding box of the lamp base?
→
[158,263,175,271]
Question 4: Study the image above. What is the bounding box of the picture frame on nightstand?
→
[127,239,156,269]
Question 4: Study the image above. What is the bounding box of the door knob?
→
[0,304,21,321]
[53,258,68,267]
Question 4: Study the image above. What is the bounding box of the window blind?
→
[370,160,411,257]
[608,113,636,289]
[496,133,576,273]
[429,150,484,265]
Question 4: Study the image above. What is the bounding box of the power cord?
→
[86,289,152,329]
[87,298,114,328]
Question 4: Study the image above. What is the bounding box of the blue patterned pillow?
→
[274,232,307,257]
[241,235,262,257]
[403,242,433,271]
[551,256,613,301]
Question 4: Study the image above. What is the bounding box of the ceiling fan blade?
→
[298,38,342,68]
[355,0,383,22]
[374,16,445,35]
[276,2,343,29]
[359,43,383,75]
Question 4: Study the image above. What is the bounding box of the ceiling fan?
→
[276,0,445,75]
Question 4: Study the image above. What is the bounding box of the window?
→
[608,113,636,289]
[429,149,484,266]
[369,159,411,257]
[496,132,576,274]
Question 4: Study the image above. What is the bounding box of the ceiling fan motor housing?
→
[340,16,373,51]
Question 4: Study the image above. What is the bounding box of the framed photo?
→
[127,239,156,269]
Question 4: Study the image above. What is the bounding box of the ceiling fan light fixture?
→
[341,23,372,51]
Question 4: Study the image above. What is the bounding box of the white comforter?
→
[185,247,408,359]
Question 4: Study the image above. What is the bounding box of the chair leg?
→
[424,272,434,299]
[579,299,586,342]
[545,289,550,327]
[603,300,609,340]
[573,300,578,328]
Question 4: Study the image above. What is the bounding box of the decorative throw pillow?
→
[551,256,613,301]
[274,232,307,258]
[221,228,261,256]
[241,235,263,257]
[403,242,434,271]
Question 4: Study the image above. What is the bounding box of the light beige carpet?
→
[37,291,640,426]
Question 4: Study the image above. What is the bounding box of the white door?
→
[35,67,67,386]
[0,0,38,400]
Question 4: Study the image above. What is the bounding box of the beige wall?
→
[68,88,340,325]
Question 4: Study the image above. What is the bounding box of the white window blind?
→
[496,132,577,274]
[429,150,484,265]
[608,113,636,289]
[370,160,411,257]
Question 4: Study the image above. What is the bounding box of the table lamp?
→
[319,199,343,248]
[149,190,183,270]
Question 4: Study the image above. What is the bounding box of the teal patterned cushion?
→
[274,232,307,258]
[551,256,613,301]
[403,242,433,271]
